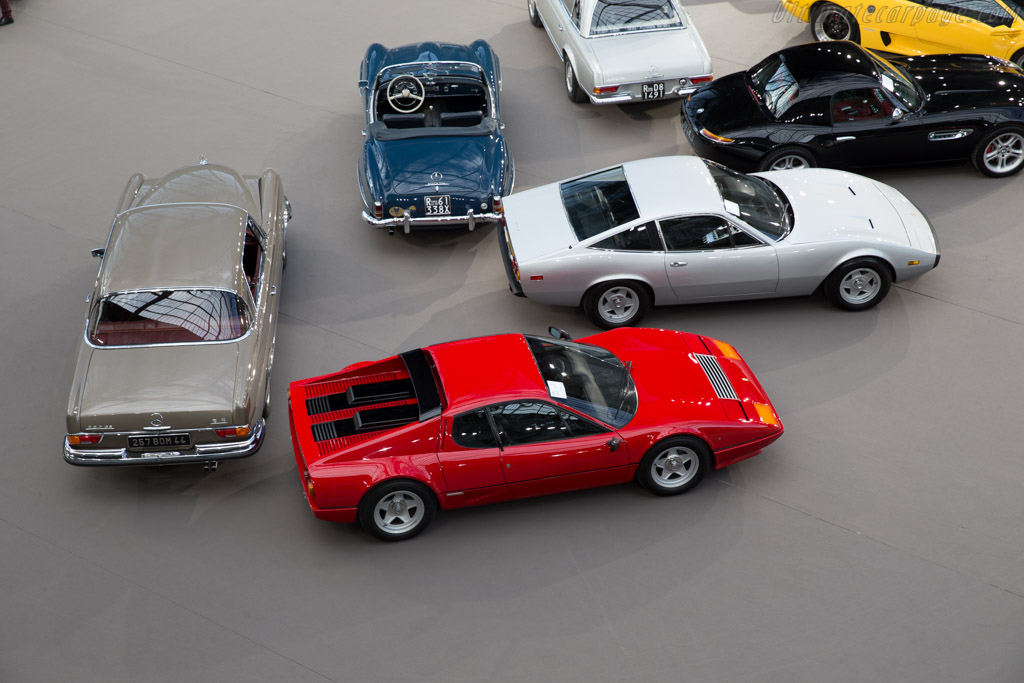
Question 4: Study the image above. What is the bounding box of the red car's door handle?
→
[606,437,622,451]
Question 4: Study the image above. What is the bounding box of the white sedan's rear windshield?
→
[560,167,641,241]
[591,0,683,35]
[90,289,249,346]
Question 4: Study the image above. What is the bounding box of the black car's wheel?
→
[583,280,651,329]
[758,146,817,172]
[824,258,892,311]
[811,2,860,42]
[528,0,542,27]
[358,480,437,542]
[564,56,588,103]
[637,437,711,496]
[972,125,1024,177]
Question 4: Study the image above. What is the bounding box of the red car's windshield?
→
[525,335,637,428]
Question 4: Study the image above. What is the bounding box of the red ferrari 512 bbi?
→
[287,327,783,541]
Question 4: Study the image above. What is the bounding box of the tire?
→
[971,125,1024,178]
[564,56,588,103]
[358,480,437,542]
[824,258,892,311]
[637,437,711,496]
[583,280,651,329]
[757,146,817,172]
[811,2,860,43]
[528,0,542,27]
[1011,49,1024,68]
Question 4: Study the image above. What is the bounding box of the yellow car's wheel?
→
[811,2,860,43]
[1012,49,1024,68]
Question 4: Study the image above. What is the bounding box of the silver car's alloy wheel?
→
[769,154,810,171]
[565,61,576,96]
[813,8,853,41]
[650,446,700,489]
[838,267,882,305]
[598,286,639,324]
[982,133,1024,174]
[528,0,540,25]
[372,490,426,535]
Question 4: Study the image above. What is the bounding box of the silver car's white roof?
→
[622,155,723,219]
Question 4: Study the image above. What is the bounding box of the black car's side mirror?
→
[548,326,572,341]
[91,248,105,259]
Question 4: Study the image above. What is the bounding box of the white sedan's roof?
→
[622,156,723,219]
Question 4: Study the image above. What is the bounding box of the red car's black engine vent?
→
[311,404,419,442]
[306,378,415,416]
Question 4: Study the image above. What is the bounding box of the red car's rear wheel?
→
[358,480,437,541]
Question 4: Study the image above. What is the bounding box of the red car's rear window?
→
[89,289,249,346]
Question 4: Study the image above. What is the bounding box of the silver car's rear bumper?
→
[64,419,265,466]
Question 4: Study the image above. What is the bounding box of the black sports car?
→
[682,41,1024,177]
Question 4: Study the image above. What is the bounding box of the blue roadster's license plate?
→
[425,195,451,216]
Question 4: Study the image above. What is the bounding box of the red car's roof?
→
[425,334,546,413]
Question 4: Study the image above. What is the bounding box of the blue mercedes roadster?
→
[357,41,515,233]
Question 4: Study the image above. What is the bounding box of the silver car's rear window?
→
[590,0,683,35]
[89,289,249,346]
[560,166,641,241]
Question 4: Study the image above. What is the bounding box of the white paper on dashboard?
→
[547,381,568,399]
[881,75,894,91]
[723,200,740,216]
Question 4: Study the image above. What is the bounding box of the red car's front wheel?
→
[637,437,710,496]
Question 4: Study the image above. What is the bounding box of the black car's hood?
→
[373,136,496,198]
[897,54,1024,114]
[683,72,771,135]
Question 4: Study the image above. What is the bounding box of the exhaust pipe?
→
[203,460,219,472]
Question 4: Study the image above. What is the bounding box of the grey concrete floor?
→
[1,1,1023,681]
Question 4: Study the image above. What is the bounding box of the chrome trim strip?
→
[694,354,738,400]
[64,420,264,465]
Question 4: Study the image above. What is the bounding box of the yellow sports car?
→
[780,0,1024,66]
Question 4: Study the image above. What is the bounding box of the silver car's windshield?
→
[90,289,249,346]
[704,161,791,241]
[590,0,684,35]
[525,335,637,428]
[560,166,641,241]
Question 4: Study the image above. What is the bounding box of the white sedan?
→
[528,0,712,104]
[499,157,940,328]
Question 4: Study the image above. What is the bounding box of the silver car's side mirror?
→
[548,326,572,341]
[91,248,105,258]
[892,108,904,122]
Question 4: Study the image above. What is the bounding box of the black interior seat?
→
[381,113,427,129]
[440,110,483,127]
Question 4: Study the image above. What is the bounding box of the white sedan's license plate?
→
[425,195,452,216]
[642,82,665,100]
[127,433,191,451]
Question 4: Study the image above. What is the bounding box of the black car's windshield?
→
[590,0,684,35]
[704,161,791,240]
[89,289,249,346]
[867,50,923,111]
[525,335,637,428]
[560,166,641,241]
[748,54,799,117]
